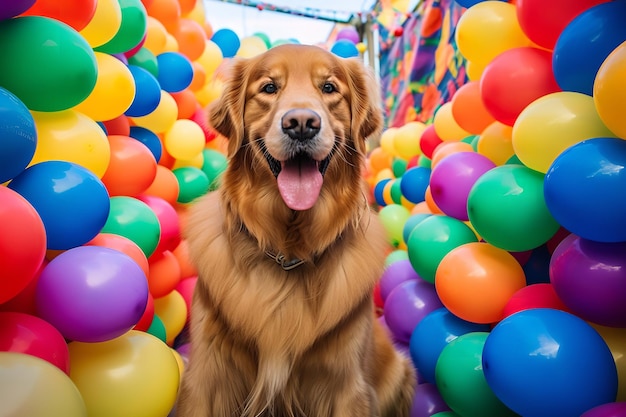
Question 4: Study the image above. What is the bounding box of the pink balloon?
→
[137,194,181,254]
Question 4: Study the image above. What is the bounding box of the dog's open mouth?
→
[265,150,331,211]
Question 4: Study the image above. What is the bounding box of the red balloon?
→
[0,186,46,304]
[175,276,197,323]
[419,124,443,159]
[502,283,571,319]
[22,0,97,31]
[0,311,70,374]
[134,291,154,331]
[516,0,610,50]
[480,47,561,126]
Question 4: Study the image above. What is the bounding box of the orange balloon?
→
[189,61,206,91]
[424,186,444,215]
[202,21,213,39]
[146,0,181,33]
[368,147,393,173]
[101,135,158,196]
[476,121,514,165]
[86,233,150,278]
[172,240,198,279]
[411,201,432,215]
[158,137,176,169]
[173,18,206,61]
[435,241,527,324]
[430,141,474,169]
[148,250,181,298]
[144,165,180,205]
[178,0,196,15]
[451,81,495,135]
[171,89,198,119]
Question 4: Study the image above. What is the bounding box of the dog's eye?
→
[261,83,277,94]
[321,82,336,94]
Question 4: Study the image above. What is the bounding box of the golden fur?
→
[176,44,416,417]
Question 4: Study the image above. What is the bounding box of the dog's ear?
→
[208,58,250,158]
[343,58,384,153]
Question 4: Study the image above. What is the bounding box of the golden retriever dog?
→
[176,43,416,417]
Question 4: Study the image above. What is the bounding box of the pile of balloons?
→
[369,0,626,416]
[0,0,241,415]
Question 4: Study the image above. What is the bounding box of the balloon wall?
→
[370,1,626,416]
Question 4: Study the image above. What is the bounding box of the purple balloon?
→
[0,0,35,20]
[411,383,452,417]
[380,259,423,302]
[550,234,626,327]
[429,152,496,221]
[384,279,444,343]
[581,402,626,417]
[336,27,360,44]
[36,246,149,342]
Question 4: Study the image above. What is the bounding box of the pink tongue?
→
[277,159,323,210]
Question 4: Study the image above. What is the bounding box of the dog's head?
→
[209,44,382,211]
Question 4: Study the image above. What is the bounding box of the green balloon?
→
[201,149,228,191]
[101,196,161,258]
[147,315,166,343]
[391,158,408,178]
[0,16,97,111]
[173,167,210,204]
[406,215,478,283]
[95,0,147,54]
[436,332,518,417]
[378,204,411,248]
[252,32,272,49]
[467,164,560,252]
[128,47,159,78]
[390,178,404,205]
[418,154,432,169]
[432,413,461,417]
[385,249,409,267]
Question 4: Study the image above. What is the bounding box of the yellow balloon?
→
[171,348,185,379]
[237,36,268,58]
[172,151,205,170]
[30,110,111,178]
[393,121,426,160]
[466,59,487,82]
[512,91,616,173]
[143,16,168,56]
[593,40,626,139]
[164,119,205,160]
[130,90,178,133]
[433,102,471,141]
[74,52,135,122]
[476,120,514,166]
[153,290,188,345]
[592,324,626,401]
[0,352,87,417]
[163,33,180,53]
[194,78,224,107]
[455,1,532,65]
[380,127,398,157]
[375,167,395,183]
[69,331,179,417]
[195,40,224,77]
[183,0,206,25]
[79,0,122,48]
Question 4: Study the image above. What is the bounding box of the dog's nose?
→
[281,109,321,141]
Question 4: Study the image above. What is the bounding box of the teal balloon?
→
[101,196,161,258]
[128,47,159,78]
[0,16,97,111]
[435,332,518,417]
[173,167,209,204]
[147,315,166,343]
[418,155,432,169]
[95,0,147,54]
[406,215,478,283]
[467,164,560,252]
[201,149,228,191]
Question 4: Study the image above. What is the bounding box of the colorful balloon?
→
[95,0,147,55]
[594,40,626,139]
[101,135,158,197]
[0,87,37,183]
[450,81,495,135]
[79,0,122,48]
[21,0,97,31]
[483,309,618,417]
[173,166,209,204]
[156,52,194,93]
[211,28,240,58]
[0,16,97,111]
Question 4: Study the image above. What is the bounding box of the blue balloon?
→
[156,52,193,93]
[400,166,431,203]
[125,65,161,117]
[8,161,111,250]
[129,126,162,162]
[330,39,359,58]
[483,308,618,417]
[544,137,626,243]
[0,87,36,183]
[402,213,431,244]
[553,1,626,95]
[410,307,490,384]
[454,0,505,8]
[373,178,391,207]
[211,28,240,58]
